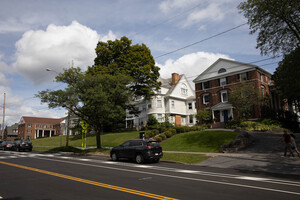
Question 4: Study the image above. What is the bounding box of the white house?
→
[126,73,197,129]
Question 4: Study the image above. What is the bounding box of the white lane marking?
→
[7,152,300,187]
[32,156,300,196]
[236,176,268,181]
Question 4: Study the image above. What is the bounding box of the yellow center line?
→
[0,161,179,200]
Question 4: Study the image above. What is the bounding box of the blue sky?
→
[0,0,281,126]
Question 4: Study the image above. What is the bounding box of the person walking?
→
[290,133,300,158]
[282,130,294,158]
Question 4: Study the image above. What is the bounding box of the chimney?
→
[172,73,179,85]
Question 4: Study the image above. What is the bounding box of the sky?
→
[0,0,282,126]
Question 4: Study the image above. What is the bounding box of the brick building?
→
[193,58,272,123]
[18,116,65,140]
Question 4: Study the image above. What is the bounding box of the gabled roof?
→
[19,116,65,125]
[193,58,272,83]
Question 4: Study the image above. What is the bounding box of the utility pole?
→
[2,92,6,140]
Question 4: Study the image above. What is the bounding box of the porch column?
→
[212,110,215,122]
[230,108,234,120]
[42,130,44,137]
[50,130,52,137]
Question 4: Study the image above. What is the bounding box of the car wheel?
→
[135,154,144,164]
[111,152,118,161]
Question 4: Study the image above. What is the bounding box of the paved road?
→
[0,150,300,200]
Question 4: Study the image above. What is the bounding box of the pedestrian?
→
[281,130,294,158]
[290,133,300,158]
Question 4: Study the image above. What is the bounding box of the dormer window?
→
[218,68,226,73]
[181,83,188,95]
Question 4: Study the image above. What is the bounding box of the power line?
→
[155,23,248,59]
[131,2,206,37]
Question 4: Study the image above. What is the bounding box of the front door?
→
[223,110,228,122]
[175,115,181,126]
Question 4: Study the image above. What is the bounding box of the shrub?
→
[160,133,167,140]
[147,115,159,126]
[154,136,162,142]
[164,130,173,138]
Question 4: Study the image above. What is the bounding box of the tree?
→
[273,47,300,111]
[229,82,268,119]
[196,109,212,124]
[37,68,133,149]
[238,0,300,56]
[88,36,161,99]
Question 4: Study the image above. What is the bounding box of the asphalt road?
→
[0,151,299,200]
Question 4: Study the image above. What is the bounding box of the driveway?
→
[197,132,300,177]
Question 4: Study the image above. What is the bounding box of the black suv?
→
[15,140,33,152]
[110,139,163,164]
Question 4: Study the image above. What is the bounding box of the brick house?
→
[193,58,272,123]
[18,116,65,140]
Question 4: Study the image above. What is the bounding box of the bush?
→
[154,136,162,142]
[147,115,159,126]
[160,133,167,140]
[164,130,173,138]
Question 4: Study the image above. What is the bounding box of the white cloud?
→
[12,21,117,85]
[159,0,198,14]
[157,51,232,82]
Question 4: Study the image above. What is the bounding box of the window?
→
[148,104,152,109]
[218,68,226,73]
[157,114,163,122]
[219,77,227,86]
[261,86,265,97]
[202,81,210,90]
[171,100,175,108]
[28,124,31,128]
[27,130,31,133]
[157,100,162,108]
[50,125,53,128]
[189,115,194,124]
[188,103,192,109]
[260,73,263,82]
[238,72,248,81]
[36,124,40,128]
[143,106,146,111]
[220,90,228,102]
[181,83,188,95]
[202,94,210,104]
[43,125,47,128]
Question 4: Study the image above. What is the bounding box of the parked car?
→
[0,141,17,151]
[15,140,33,152]
[110,139,163,164]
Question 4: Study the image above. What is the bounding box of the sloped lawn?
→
[161,130,239,153]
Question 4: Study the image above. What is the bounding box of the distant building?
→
[3,123,19,141]
[193,58,272,124]
[126,73,197,129]
[18,116,65,140]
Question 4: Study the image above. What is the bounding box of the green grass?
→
[32,131,139,150]
[161,153,209,164]
[161,130,239,153]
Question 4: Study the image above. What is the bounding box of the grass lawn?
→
[32,131,139,149]
[161,153,209,164]
[161,130,239,153]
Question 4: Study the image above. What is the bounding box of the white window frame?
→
[221,90,228,102]
[202,94,210,104]
[220,77,227,86]
[157,114,163,122]
[171,100,175,108]
[157,100,162,108]
[188,103,192,110]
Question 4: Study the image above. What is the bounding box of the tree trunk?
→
[96,127,101,149]
[66,110,70,147]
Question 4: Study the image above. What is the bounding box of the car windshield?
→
[146,141,159,146]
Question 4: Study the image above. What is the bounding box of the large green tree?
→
[37,68,133,148]
[238,0,300,56]
[88,36,161,99]
[273,47,300,111]
[229,82,268,119]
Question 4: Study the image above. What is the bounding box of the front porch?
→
[211,102,234,123]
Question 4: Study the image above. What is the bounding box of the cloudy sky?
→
[0,0,281,126]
